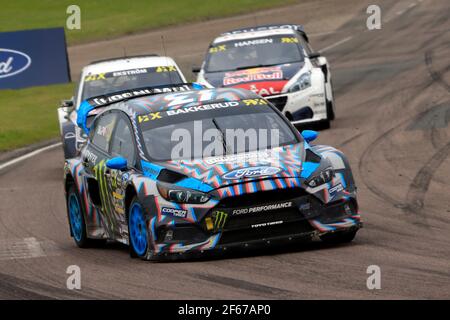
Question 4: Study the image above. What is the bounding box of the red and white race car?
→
[194,24,335,128]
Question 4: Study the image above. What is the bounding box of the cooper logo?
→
[222,166,281,180]
[161,207,188,218]
[0,49,32,79]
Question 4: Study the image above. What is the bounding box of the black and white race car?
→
[58,55,187,159]
[194,24,336,128]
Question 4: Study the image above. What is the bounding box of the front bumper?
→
[267,83,328,125]
[151,195,361,257]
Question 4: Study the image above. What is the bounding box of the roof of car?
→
[85,86,260,115]
[214,24,306,44]
[77,86,264,134]
[127,87,260,115]
[81,55,178,75]
[89,54,159,65]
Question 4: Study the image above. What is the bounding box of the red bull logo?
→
[223,67,283,86]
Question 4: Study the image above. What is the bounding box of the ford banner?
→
[0,27,70,89]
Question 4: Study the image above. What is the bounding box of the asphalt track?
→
[0,0,449,299]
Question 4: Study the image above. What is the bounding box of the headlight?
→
[306,167,334,188]
[157,184,210,204]
[288,72,311,92]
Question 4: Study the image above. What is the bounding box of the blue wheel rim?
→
[129,203,147,256]
[68,193,83,242]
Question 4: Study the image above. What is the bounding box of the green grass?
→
[0,0,296,45]
[0,1,296,151]
[0,84,74,151]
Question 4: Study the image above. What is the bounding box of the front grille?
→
[217,187,308,208]
[212,187,315,233]
[220,220,315,245]
[225,206,304,231]
[156,225,208,244]
[267,96,288,111]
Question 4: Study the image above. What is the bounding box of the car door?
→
[82,111,118,238]
[107,112,138,240]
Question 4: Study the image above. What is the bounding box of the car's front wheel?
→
[128,197,153,260]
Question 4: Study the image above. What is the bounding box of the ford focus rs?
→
[64,84,361,260]
[194,24,336,128]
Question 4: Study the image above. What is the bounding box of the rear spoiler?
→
[77,83,203,134]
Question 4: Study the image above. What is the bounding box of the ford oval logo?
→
[0,49,32,79]
[222,166,281,180]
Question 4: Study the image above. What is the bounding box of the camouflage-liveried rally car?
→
[64,84,361,260]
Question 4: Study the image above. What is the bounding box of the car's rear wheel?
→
[61,122,78,159]
[67,184,106,248]
[326,99,335,121]
[128,197,152,260]
[320,229,357,244]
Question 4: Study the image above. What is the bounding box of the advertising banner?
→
[0,27,70,89]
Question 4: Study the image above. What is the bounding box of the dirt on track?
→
[0,0,449,299]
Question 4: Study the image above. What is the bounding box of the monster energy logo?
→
[94,160,116,232]
[212,211,228,231]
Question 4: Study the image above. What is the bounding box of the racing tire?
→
[67,184,106,248]
[62,140,77,160]
[317,119,331,130]
[128,197,153,260]
[320,229,357,244]
[326,100,335,121]
[61,122,78,159]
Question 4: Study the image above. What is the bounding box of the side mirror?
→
[308,52,321,59]
[106,157,128,170]
[302,130,318,143]
[192,65,201,73]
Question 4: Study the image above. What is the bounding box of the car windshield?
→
[205,35,304,72]
[141,109,298,162]
[81,67,183,100]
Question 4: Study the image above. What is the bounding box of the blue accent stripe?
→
[337,172,347,188]
[301,162,320,178]
[138,181,145,194]
[76,100,95,134]
[237,183,244,195]
[175,177,213,192]
[268,179,277,190]
[140,160,164,180]
[190,208,198,222]
[150,217,157,241]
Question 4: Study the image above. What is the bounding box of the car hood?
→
[203,62,304,97]
[155,142,319,191]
